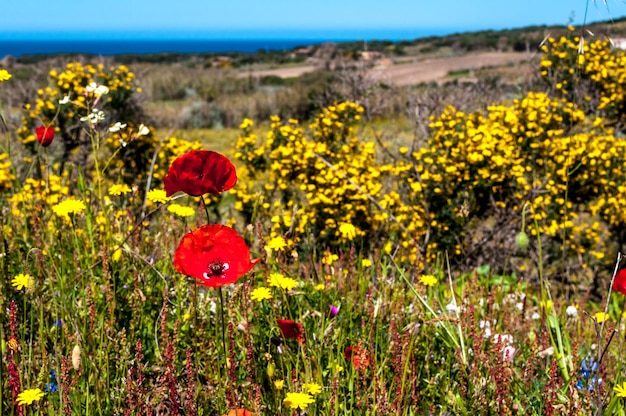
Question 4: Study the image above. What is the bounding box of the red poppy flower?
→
[174,224,258,287]
[277,319,306,344]
[35,125,55,147]
[344,345,370,369]
[163,150,237,197]
[613,268,626,295]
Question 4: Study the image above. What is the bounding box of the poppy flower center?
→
[204,261,229,279]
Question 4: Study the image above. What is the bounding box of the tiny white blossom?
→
[80,108,106,125]
[59,95,71,105]
[531,312,541,320]
[136,124,150,137]
[109,122,127,133]
[86,82,109,97]
[566,305,578,318]
[94,84,109,97]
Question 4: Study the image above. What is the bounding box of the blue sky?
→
[0,0,624,39]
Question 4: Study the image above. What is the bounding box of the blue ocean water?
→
[0,39,337,58]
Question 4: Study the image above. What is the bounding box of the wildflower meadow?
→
[5,28,626,415]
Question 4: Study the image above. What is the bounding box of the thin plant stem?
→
[218,286,228,365]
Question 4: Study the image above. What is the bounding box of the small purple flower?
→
[52,319,62,328]
[329,305,339,316]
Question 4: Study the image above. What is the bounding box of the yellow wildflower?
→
[266,236,288,251]
[314,283,325,291]
[108,184,132,196]
[112,249,122,262]
[268,273,297,290]
[52,198,86,220]
[250,287,272,302]
[338,222,357,241]
[594,311,609,323]
[0,69,11,82]
[16,388,44,406]
[322,251,338,265]
[274,379,284,390]
[303,382,323,395]
[419,274,438,287]
[283,392,315,410]
[146,189,168,204]
[11,274,33,291]
[167,204,196,217]
[614,382,626,398]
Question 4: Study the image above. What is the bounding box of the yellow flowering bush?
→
[407,90,621,278]
[234,90,624,281]
[540,32,626,128]
[235,102,395,249]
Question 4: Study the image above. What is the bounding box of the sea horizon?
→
[0,27,472,58]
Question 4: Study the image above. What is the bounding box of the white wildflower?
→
[109,122,127,133]
[566,305,578,318]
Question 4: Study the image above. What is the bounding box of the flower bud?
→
[515,231,529,250]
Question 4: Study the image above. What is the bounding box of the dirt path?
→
[242,51,532,86]
[370,52,532,86]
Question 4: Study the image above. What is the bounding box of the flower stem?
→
[200,195,211,224]
[218,286,227,364]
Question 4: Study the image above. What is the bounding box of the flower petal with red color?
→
[35,126,55,147]
[174,224,258,287]
[613,268,626,295]
[224,409,254,416]
[164,150,237,197]
[277,319,306,344]
[344,345,370,369]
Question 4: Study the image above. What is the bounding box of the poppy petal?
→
[164,150,237,197]
[35,126,55,147]
[174,224,257,287]
[613,268,626,295]
[277,319,306,344]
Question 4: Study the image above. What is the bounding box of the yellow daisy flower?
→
[16,388,45,406]
[419,274,438,286]
[167,204,195,217]
[303,382,323,395]
[266,236,288,251]
[108,184,132,196]
[283,392,315,410]
[268,273,297,290]
[146,189,168,204]
[52,198,86,220]
[250,287,272,302]
[614,382,626,398]
[11,274,33,291]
